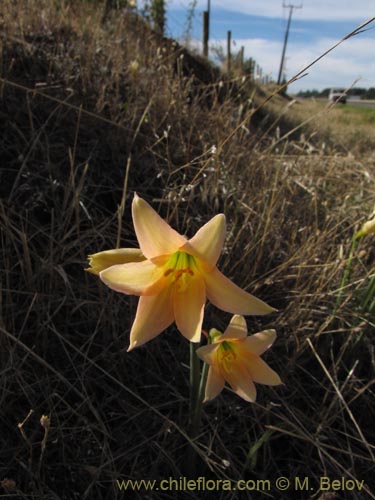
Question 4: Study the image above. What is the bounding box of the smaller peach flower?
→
[355,218,375,239]
[196,315,281,403]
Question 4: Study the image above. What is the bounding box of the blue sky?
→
[158,1,375,92]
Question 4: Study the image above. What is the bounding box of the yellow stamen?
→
[218,341,237,372]
[163,251,196,292]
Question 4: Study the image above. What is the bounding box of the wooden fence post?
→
[227,30,231,72]
[202,11,209,57]
[240,46,244,73]
[248,57,254,81]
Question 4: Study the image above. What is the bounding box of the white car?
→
[328,88,347,104]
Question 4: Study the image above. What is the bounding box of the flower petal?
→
[196,343,220,364]
[205,267,277,315]
[245,356,282,386]
[183,214,226,268]
[221,315,248,340]
[86,248,145,275]
[356,218,375,239]
[100,260,166,296]
[243,329,277,355]
[174,275,206,342]
[128,286,174,350]
[204,365,225,402]
[223,361,257,402]
[132,194,186,259]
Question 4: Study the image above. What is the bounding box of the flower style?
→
[196,315,281,402]
[89,194,276,350]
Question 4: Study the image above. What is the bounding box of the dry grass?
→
[1,1,375,499]
[260,94,375,154]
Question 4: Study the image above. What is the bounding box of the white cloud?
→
[290,36,375,90]
[169,0,375,22]
[208,35,375,91]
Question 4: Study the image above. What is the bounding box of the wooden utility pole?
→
[277,3,302,85]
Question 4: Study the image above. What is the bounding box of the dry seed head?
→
[40,414,51,430]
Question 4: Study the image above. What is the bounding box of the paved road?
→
[298,97,375,110]
[347,100,375,110]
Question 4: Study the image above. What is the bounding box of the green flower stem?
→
[187,341,210,477]
[189,342,201,421]
[362,270,375,312]
[335,237,358,310]
[191,358,209,434]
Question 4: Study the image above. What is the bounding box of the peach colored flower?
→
[97,194,276,350]
[196,315,281,402]
[355,218,375,239]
